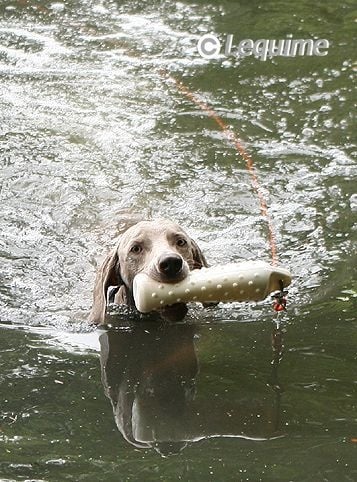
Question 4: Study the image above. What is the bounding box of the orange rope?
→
[161,71,278,265]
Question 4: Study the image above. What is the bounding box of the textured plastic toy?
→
[133,261,292,313]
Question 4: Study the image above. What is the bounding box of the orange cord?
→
[161,71,278,265]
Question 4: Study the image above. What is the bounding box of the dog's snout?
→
[158,254,183,277]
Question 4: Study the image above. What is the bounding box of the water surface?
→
[0,0,356,480]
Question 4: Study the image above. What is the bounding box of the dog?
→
[89,219,209,324]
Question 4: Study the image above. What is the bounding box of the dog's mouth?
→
[149,270,188,284]
[133,257,190,320]
[147,258,189,284]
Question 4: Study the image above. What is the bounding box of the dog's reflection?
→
[100,323,197,455]
[99,323,283,456]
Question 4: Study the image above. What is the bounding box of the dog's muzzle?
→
[149,253,188,283]
[158,254,183,277]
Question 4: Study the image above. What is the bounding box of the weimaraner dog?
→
[89,219,209,324]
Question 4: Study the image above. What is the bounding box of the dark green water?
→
[0,0,356,480]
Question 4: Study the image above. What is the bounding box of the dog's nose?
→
[158,254,183,278]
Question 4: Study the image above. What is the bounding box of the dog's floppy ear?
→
[190,238,209,269]
[190,238,218,308]
[88,249,122,325]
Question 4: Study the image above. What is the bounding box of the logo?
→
[197,34,330,61]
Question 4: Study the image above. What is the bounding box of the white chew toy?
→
[133,261,291,313]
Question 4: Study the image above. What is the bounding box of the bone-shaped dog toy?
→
[133,261,292,313]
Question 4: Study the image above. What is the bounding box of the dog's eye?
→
[176,238,187,247]
[130,244,142,254]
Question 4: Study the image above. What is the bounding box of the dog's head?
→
[89,219,208,324]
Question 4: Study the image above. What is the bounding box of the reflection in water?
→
[99,323,198,456]
[99,322,285,456]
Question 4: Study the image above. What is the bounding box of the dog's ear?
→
[88,249,122,325]
[190,238,209,269]
[190,238,218,308]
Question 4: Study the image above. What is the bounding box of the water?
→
[0,0,356,480]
